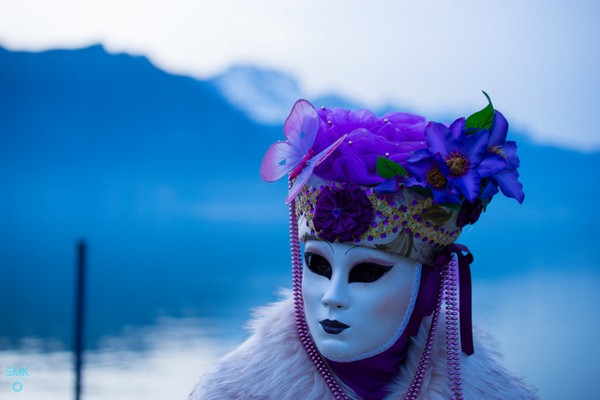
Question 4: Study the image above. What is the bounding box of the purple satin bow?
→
[433,243,474,356]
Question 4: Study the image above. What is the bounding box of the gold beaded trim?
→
[295,184,461,248]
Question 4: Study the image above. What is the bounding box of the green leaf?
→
[465,91,494,131]
[400,231,414,258]
[422,205,453,224]
[376,231,414,258]
[376,156,407,179]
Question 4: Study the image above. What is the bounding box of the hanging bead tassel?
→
[404,244,474,400]
[444,257,464,399]
[289,179,349,400]
[403,263,445,400]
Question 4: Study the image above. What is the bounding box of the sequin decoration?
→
[295,182,462,249]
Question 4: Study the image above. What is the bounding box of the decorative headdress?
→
[260,94,523,399]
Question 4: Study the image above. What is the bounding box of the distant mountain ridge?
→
[210,64,302,124]
[0,44,597,349]
[0,44,273,164]
[211,64,387,124]
[0,43,597,274]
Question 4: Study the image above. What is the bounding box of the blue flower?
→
[407,118,506,203]
[405,151,462,204]
[484,111,525,203]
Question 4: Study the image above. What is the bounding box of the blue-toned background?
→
[1,1,599,398]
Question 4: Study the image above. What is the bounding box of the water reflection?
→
[474,269,600,400]
[1,271,598,400]
[0,318,239,399]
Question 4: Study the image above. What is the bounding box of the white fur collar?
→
[189,291,538,399]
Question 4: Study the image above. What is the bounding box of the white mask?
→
[302,240,421,362]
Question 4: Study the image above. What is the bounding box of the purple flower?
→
[414,118,506,203]
[313,185,374,243]
[310,108,428,185]
[484,111,525,203]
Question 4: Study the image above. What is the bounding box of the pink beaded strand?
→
[403,263,446,400]
[289,181,350,400]
[405,257,468,400]
[444,258,464,399]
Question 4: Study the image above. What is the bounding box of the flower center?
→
[332,207,342,218]
[489,145,506,159]
[426,168,447,189]
[445,152,469,176]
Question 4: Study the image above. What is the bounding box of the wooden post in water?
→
[74,240,87,400]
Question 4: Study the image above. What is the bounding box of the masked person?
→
[188,97,538,399]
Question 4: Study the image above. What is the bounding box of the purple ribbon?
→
[433,243,474,356]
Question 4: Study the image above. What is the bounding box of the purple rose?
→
[313,185,374,243]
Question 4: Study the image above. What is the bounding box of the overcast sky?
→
[1,0,598,151]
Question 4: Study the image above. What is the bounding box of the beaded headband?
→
[295,180,460,264]
[260,95,523,263]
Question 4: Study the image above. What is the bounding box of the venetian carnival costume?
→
[189,96,538,399]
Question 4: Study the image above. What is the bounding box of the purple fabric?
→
[312,107,428,185]
[453,244,474,355]
[432,244,475,355]
[326,265,441,400]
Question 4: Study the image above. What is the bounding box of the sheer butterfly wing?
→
[310,134,347,169]
[284,99,319,154]
[261,99,319,182]
[285,134,347,204]
[260,141,303,182]
[285,164,314,204]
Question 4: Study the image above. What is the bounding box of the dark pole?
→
[74,240,87,400]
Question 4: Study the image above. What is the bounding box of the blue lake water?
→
[1,199,599,399]
[0,159,598,399]
[1,269,599,399]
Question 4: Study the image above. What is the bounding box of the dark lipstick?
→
[319,319,350,335]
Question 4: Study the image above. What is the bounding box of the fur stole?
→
[189,291,538,399]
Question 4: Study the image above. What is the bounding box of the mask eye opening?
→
[348,262,393,283]
[304,252,332,279]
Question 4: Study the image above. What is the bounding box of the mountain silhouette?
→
[0,44,597,349]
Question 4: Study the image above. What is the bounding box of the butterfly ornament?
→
[260,99,347,204]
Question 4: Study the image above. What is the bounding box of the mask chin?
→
[323,265,422,363]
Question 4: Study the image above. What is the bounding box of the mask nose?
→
[321,274,350,310]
